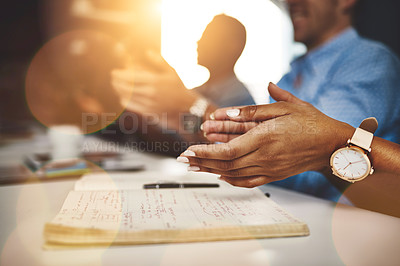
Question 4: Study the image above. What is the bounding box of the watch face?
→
[331,147,371,182]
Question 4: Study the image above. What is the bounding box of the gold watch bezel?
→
[330,145,373,183]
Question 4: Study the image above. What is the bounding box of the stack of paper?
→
[44,173,309,248]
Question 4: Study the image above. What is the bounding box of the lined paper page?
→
[50,188,302,231]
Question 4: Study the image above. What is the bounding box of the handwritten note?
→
[51,188,301,232]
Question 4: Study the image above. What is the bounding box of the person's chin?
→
[293,29,307,44]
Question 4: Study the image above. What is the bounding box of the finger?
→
[208,84,308,122]
[111,74,158,93]
[111,66,162,83]
[130,86,156,97]
[185,153,257,171]
[113,70,158,85]
[209,106,243,120]
[209,98,302,123]
[111,68,156,86]
[268,82,308,105]
[219,175,275,188]
[216,102,296,123]
[112,83,134,103]
[112,80,133,92]
[111,68,135,82]
[181,134,257,160]
[128,96,155,105]
[123,98,155,113]
[205,133,240,143]
[201,120,258,134]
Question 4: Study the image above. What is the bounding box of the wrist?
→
[331,121,355,153]
[315,119,355,171]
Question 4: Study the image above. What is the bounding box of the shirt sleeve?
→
[312,47,400,142]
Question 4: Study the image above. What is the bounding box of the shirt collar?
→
[291,27,359,77]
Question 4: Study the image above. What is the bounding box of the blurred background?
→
[1,0,399,139]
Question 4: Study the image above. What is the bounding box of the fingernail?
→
[203,131,207,138]
[200,123,204,131]
[188,166,200,172]
[209,112,215,120]
[176,156,189,163]
[226,109,240,118]
[183,150,196,157]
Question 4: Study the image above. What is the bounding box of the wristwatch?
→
[330,117,378,183]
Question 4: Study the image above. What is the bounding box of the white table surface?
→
[1,137,400,266]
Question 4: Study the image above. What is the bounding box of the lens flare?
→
[25,30,134,134]
[332,192,400,265]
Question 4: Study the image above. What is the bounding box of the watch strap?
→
[359,117,378,134]
[349,117,378,151]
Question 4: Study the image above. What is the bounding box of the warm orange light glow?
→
[25,30,133,134]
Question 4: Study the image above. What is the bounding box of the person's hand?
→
[177,83,355,188]
[111,51,203,131]
[202,82,308,142]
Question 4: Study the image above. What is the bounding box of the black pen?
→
[143,182,220,189]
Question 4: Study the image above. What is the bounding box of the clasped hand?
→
[178,83,354,188]
[111,51,200,130]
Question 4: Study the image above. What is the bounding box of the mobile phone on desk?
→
[20,154,91,183]
[0,158,89,185]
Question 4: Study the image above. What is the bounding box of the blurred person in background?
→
[261,0,400,202]
[111,14,254,155]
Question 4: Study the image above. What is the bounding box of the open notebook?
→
[43,173,309,248]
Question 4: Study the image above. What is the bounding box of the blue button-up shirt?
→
[272,28,400,201]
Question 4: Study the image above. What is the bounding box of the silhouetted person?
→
[194,14,254,107]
